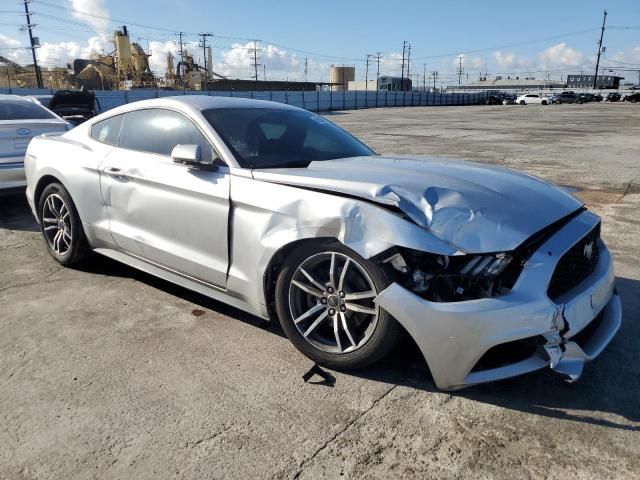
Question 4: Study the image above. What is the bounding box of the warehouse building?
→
[566,74,624,89]
[453,76,565,90]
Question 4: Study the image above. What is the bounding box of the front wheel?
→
[519,100,526,105]
[38,183,89,266]
[275,243,402,370]
[541,100,548,105]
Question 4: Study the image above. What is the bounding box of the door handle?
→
[104,167,126,178]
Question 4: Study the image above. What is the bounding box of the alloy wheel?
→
[288,251,379,354]
[42,193,73,256]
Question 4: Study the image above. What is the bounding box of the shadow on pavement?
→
[354,275,640,432]
[0,190,39,232]
[4,191,638,431]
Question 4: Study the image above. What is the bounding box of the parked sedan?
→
[484,95,503,105]
[516,93,551,105]
[24,96,621,390]
[554,91,578,104]
[0,95,69,191]
[606,92,621,102]
[576,93,595,104]
[624,92,640,103]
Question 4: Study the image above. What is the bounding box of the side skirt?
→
[93,248,268,320]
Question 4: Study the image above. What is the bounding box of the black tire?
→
[541,100,548,105]
[275,241,402,370]
[519,100,526,105]
[38,182,90,266]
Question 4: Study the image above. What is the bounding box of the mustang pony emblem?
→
[583,241,595,261]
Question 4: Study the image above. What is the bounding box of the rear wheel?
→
[275,242,402,369]
[519,100,526,105]
[541,100,548,105]
[38,183,89,266]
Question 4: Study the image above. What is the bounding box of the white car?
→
[22,96,621,390]
[516,93,551,105]
[0,94,69,191]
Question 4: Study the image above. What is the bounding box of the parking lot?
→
[1,102,639,479]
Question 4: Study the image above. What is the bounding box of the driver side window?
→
[118,108,218,162]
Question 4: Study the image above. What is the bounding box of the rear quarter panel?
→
[25,131,113,246]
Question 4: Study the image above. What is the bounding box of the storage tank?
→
[330,65,355,91]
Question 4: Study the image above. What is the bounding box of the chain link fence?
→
[1,87,492,113]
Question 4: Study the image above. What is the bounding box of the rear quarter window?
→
[0,100,56,120]
[90,115,123,146]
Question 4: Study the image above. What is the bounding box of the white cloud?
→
[67,0,110,38]
[492,50,534,71]
[538,42,584,68]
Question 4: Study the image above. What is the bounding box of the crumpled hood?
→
[252,156,583,253]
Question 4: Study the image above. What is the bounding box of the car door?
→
[526,94,541,104]
[98,108,230,288]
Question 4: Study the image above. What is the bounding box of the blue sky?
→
[1,0,639,85]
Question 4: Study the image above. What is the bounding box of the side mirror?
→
[171,144,219,171]
[171,144,202,165]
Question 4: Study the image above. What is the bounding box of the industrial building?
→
[329,66,355,91]
[454,76,566,90]
[566,74,624,89]
[378,76,412,91]
[347,77,412,91]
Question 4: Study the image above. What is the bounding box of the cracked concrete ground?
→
[1,103,639,479]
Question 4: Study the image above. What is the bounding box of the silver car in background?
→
[1,94,69,191]
[23,96,621,390]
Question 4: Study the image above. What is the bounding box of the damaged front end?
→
[373,209,622,390]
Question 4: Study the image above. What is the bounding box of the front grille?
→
[547,224,600,300]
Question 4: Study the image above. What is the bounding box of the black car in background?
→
[606,92,621,102]
[47,89,100,126]
[555,91,578,104]
[484,95,503,105]
[624,92,640,103]
[576,93,595,104]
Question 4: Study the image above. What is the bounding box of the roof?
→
[101,95,301,118]
[457,79,566,89]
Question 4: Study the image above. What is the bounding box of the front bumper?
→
[0,157,26,190]
[375,210,621,390]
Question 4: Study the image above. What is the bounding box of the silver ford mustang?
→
[24,96,621,390]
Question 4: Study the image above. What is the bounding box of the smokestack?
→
[206,46,213,80]
[122,25,128,37]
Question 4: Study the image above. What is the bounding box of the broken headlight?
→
[381,248,513,302]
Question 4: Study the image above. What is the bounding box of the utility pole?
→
[304,57,308,82]
[23,0,43,88]
[374,52,382,108]
[248,40,261,81]
[406,43,411,90]
[457,56,464,86]
[198,33,213,83]
[400,41,407,92]
[593,9,607,89]
[176,32,185,87]
[263,64,266,81]
[365,54,372,91]
[374,52,382,85]
[423,64,427,91]
[431,71,438,91]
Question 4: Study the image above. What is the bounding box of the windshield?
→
[0,100,56,120]
[202,107,375,168]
